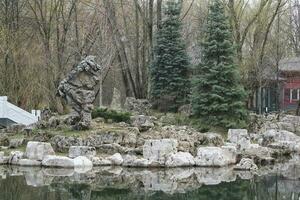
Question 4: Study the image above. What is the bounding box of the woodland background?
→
[0,0,299,112]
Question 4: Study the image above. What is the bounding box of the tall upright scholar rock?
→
[58,56,103,130]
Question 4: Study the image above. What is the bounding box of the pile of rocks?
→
[0,142,93,171]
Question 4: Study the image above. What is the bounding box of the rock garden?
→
[0,98,299,173]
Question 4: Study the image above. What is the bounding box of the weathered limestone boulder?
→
[8,151,24,165]
[234,158,258,171]
[50,135,84,152]
[130,115,154,131]
[122,155,150,167]
[228,129,251,150]
[165,152,195,167]
[124,97,151,115]
[68,146,96,158]
[261,129,300,145]
[57,56,104,130]
[260,129,300,153]
[143,139,178,164]
[242,144,274,165]
[107,153,123,165]
[25,141,55,161]
[148,126,224,154]
[19,159,41,166]
[42,156,74,168]
[91,157,112,166]
[9,138,24,148]
[195,146,237,167]
[73,156,93,168]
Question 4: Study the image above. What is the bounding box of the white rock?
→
[42,155,74,168]
[68,146,96,159]
[73,156,93,173]
[19,159,41,166]
[143,139,178,164]
[8,151,24,165]
[165,152,195,167]
[0,152,7,164]
[73,156,93,168]
[195,146,236,167]
[25,141,55,161]
[228,129,251,150]
[234,158,258,171]
[107,153,123,165]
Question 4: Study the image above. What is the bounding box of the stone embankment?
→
[0,128,299,170]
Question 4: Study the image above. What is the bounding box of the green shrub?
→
[92,108,131,123]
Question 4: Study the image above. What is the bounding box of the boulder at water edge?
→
[165,152,195,167]
[25,141,55,161]
[195,146,237,167]
[42,155,74,168]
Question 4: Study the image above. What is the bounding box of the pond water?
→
[0,164,299,200]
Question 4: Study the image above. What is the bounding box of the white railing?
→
[0,96,39,126]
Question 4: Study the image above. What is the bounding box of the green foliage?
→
[150,0,190,112]
[191,0,248,128]
[92,108,131,123]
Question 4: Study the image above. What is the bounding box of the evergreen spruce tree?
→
[150,0,190,112]
[191,0,247,128]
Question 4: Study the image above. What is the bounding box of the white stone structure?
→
[0,96,39,126]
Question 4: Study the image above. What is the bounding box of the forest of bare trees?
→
[0,0,299,113]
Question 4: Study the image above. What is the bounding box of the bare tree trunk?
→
[157,0,163,29]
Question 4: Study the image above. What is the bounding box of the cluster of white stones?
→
[4,128,297,170]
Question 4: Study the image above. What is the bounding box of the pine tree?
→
[150,0,190,112]
[191,0,247,128]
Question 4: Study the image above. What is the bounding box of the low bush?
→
[92,107,131,123]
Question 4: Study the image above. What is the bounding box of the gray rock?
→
[228,129,251,150]
[42,155,74,168]
[143,139,178,164]
[25,141,55,161]
[6,124,26,133]
[9,138,24,148]
[165,152,195,167]
[130,115,154,131]
[234,158,258,171]
[68,146,96,158]
[124,97,151,115]
[195,146,237,167]
[57,56,104,130]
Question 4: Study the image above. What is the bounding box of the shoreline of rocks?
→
[0,127,299,171]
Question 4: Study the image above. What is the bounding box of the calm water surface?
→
[0,164,299,200]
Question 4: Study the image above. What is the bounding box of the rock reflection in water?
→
[0,165,299,200]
